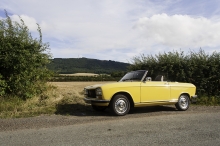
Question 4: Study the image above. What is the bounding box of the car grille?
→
[87,89,96,98]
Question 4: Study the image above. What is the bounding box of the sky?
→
[1,0,220,63]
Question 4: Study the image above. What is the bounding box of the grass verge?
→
[0,84,87,118]
[195,95,220,106]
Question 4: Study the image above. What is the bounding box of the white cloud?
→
[10,15,38,32]
[1,0,220,62]
[134,13,220,49]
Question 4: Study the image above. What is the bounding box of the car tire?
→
[110,94,130,116]
[92,105,107,111]
[175,94,190,111]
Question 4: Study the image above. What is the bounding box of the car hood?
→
[85,82,142,90]
[85,82,126,89]
[84,84,104,89]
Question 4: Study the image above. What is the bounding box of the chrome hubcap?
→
[179,96,188,109]
[115,98,128,114]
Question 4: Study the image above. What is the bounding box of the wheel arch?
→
[179,93,190,100]
[110,92,134,108]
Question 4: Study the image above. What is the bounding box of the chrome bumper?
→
[191,95,197,103]
[83,98,110,104]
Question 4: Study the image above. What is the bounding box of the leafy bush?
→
[196,96,220,106]
[0,11,52,99]
[0,74,7,96]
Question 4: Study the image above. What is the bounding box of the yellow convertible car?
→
[84,70,197,116]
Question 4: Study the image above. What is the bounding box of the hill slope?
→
[47,58,130,74]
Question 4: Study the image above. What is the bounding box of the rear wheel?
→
[175,94,190,111]
[92,105,107,111]
[110,94,130,116]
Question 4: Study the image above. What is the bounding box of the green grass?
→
[195,95,220,106]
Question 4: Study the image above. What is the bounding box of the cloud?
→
[10,15,38,32]
[1,0,220,62]
[134,13,220,49]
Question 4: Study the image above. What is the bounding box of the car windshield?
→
[119,70,146,82]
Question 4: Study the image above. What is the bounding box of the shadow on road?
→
[55,103,112,116]
[55,103,177,117]
[130,106,177,114]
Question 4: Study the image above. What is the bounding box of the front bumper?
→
[84,97,110,105]
[191,95,197,103]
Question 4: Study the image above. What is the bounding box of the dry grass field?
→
[59,73,99,76]
[0,81,114,118]
[50,81,113,97]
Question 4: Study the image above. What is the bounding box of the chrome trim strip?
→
[84,98,110,104]
[141,70,148,82]
[191,95,197,98]
[135,99,178,104]
[191,95,197,103]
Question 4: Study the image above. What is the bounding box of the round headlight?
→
[96,88,102,96]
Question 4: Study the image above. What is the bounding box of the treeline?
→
[50,71,126,82]
[130,49,220,97]
[47,58,130,74]
[51,75,121,82]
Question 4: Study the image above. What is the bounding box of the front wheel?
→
[175,94,190,111]
[110,94,130,116]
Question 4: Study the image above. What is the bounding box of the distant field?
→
[50,81,113,97]
[59,73,99,76]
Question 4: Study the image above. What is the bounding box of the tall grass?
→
[0,83,86,118]
[0,93,56,118]
[196,96,220,106]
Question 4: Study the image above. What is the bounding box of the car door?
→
[140,81,170,103]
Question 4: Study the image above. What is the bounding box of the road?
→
[0,106,220,146]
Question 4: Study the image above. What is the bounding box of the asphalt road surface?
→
[0,106,220,146]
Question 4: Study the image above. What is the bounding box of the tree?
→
[0,11,52,99]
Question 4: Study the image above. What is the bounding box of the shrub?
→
[0,11,52,99]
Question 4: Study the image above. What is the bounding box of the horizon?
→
[51,57,131,65]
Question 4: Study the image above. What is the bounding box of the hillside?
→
[47,58,130,74]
